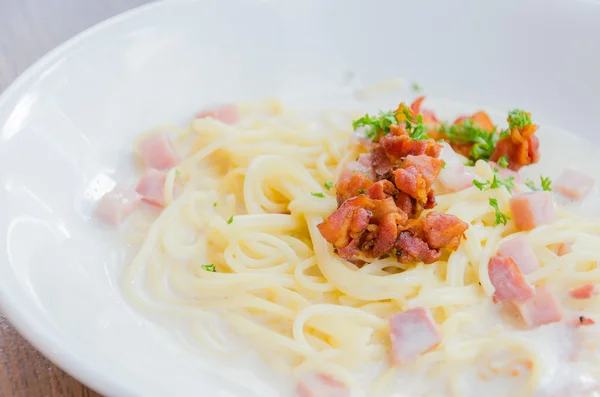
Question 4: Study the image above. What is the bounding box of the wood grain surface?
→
[0,2,152,395]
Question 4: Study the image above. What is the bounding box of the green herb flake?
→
[201,264,216,272]
[213,202,218,207]
[411,82,422,92]
[489,198,511,226]
[352,110,398,140]
[525,176,552,192]
[507,109,532,130]
[358,189,366,194]
[498,156,509,169]
[442,160,446,169]
[525,179,538,191]
[175,169,182,176]
[311,192,325,198]
[226,215,234,225]
[540,176,552,191]
[439,119,498,162]
[324,181,334,190]
[472,168,515,193]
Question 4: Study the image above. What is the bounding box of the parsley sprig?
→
[473,168,515,193]
[498,156,509,169]
[507,109,532,130]
[489,198,511,225]
[201,264,216,272]
[324,181,333,190]
[352,105,429,141]
[439,119,499,162]
[525,176,552,191]
[353,110,398,140]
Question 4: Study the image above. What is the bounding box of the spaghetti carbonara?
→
[95,96,600,397]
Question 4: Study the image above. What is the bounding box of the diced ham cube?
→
[94,186,140,226]
[509,191,555,231]
[437,143,476,192]
[548,241,572,256]
[438,163,477,192]
[497,236,540,275]
[511,285,563,328]
[296,373,349,397]
[137,132,179,171]
[554,169,595,201]
[488,256,535,303]
[195,104,239,124]
[569,284,598,300]
[136,169,167,207]
[389,307,442,365]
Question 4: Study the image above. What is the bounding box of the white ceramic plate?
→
[2,0,600,396]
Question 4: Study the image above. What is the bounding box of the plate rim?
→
[0,1,185,396]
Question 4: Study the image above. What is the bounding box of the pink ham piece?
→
[488,256,535,303]
[497,236,540,275]
[438,163,477,192]
[437,143,476,192]
[569,284,598,300]
[511,285,563,328]
[137,132,179,171]
[509,191,555,231]
[389,307,442,365]
[296,373,349,397]
[554,169,595,201]
[94,186,140,226]
[195,104,239,124]
[136,169,167,207]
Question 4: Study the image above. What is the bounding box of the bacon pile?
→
[318,103,469,264]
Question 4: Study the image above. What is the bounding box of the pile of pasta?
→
[121,100,600,396]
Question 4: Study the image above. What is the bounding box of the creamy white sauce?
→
[119,89,600,397]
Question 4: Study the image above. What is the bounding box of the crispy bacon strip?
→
[393,155,444,202]
[317,195,398,258]
[336,171,373,205]
[395,212,468,264]
[490,117,540,171]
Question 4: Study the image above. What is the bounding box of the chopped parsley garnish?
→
[411,82,422,92]
[472,168,515,193]
[175,169,181,176]
[226,215,234,224]
[324,181,333,190]
[525,180,536,191]
[541,176,552,191]
[201,264,216,272]
[352,105,429,141]
[397,107,428,140]
[526,176,552,191]
[213,202,217,207]
[489,198,511,226]
[507,109,532,130]
[439,119,499,161]
[442,160,446,169]
[358,189,366,194]
[498,156,509,169]
[311,192,325,198]
[353,110,398,139]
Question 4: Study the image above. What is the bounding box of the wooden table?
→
[0,2,152,395]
